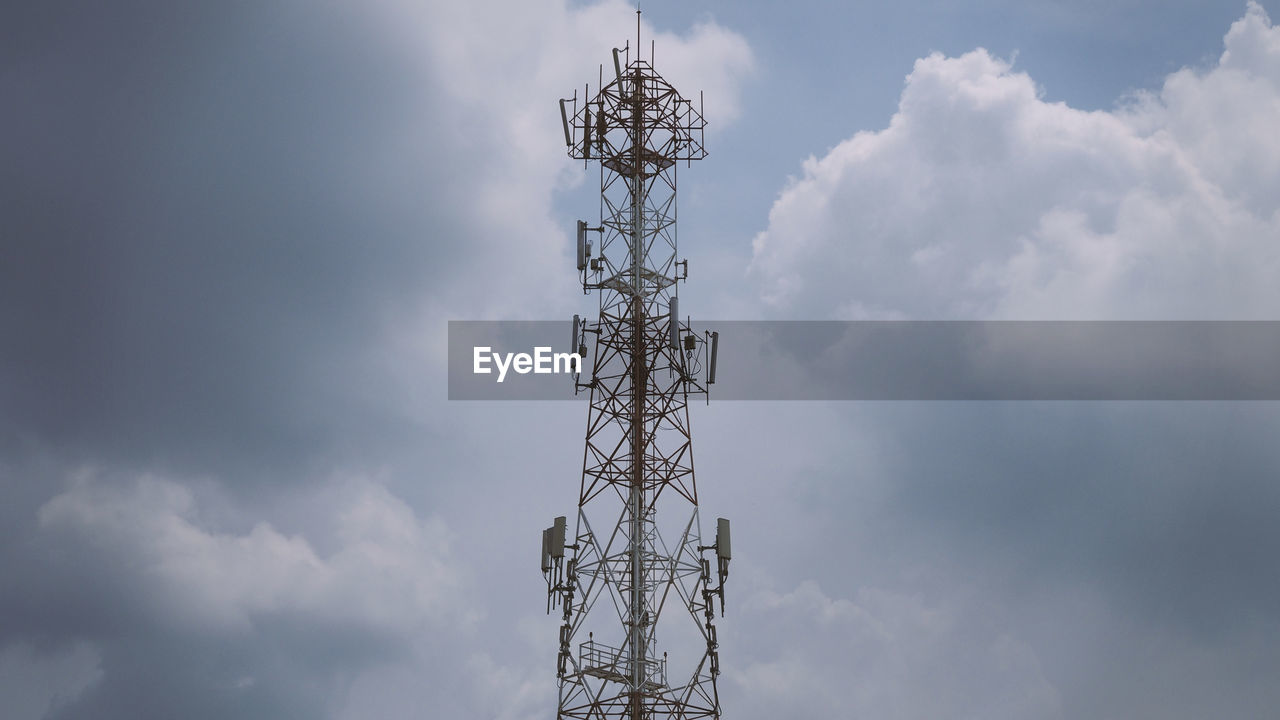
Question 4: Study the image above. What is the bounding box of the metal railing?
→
[579,640,666,690]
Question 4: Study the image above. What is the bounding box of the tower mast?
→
[544,15,731,720]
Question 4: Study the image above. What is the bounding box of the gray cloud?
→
[2,2,475,476]
[693,400,1280,719]
[5,1,1280,719]
[0,1,754,717]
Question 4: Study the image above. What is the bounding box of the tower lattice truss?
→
[541,38,731,720]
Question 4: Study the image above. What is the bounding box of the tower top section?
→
[558,42,708,169]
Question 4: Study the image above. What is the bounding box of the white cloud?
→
[366,0,753,319]
[355,0,754,414]
[37,473,461,636]
[749,2,1280,320]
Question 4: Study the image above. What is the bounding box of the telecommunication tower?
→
[540,14,731,720]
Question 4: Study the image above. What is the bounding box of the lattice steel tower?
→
[540,15,731,720]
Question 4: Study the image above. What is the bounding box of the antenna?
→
[708,331,720,384]
[544,15,727,720]
[668,297,679,348]
[559,99,572,146]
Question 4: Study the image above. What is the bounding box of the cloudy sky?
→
[4,1,1280,717]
